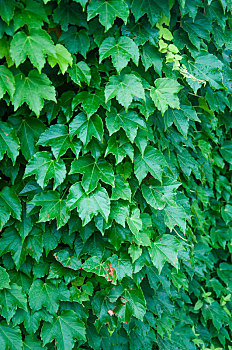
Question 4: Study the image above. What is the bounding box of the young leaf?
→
[68,61,91,86]
[47,44,73,74]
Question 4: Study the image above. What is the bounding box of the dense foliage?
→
[0,0,232,349]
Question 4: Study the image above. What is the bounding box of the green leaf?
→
[10,29,55,72]
[0,266,10,290]
[8,115,46,161]
[148,234,182,273]
[0,322,22,350]
[140,43,162,75]
[130,0,170,26]
[13,0,48,29]
[41,310,86,350]
[0,65,15,99]
[150,78,183,115]
[69,112,103,146]
[30,191,70,229]
[23,335,45,350]
[13,70,56,116]
[109,201,129,227]
[108,254,132,281]
[220,141,232,164]
[0,186,21,229]
[105,73,145,110]
[0,121,19,164]
[48,44,72,74]
[0,284,27,322]
[164,108,189,137]
[68,61,91,86]
[111,175,131,201]
[164,205,187,233]
[114,284,146,322]
[67,182,110,225]
[38,124,81,159]
[127,208,142,242]
[70,155,114,193]
[128,244,142,263]
[87,0,129,31]
[72,90,108,119]
[99,36,139,73]
[53,2,87,31]
[0,0,16,24]
[134,146,166,183]
[29,280,60,314]
[60,28,90,58]
[142,176,180,210]
[24,151,66,190]
[105,134,134,164]
[106,107,147,142]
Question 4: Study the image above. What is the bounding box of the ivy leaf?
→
[10,29,55,72]
[87,0,129,31]
[105,74,145,110]
[69,112,103,146]
[0,121,20,164]
[59,28,90,58]
[68,61,91,86]
[111,175,131,201]
[106,107,147,142]
[13,0,48,29]
[114,284,146,322]
[108,254,133,281]
[38,124,81,159]
[164,108,189,137]
[0,0,16,24]
[164,205,187,233]
[8,115,46,161]
[23,335,45,350]
[134,146,166,183]
[0,266,10,290]
[41,310,86,350]
[131,0,170,26]
[29,280,60,315]
[99,36,139,73]
[53,2,87,31]
[30,191,70,229]
[127,208,142,242]
[142,177,181,210]
[70,155,114,193]
[0,65,15,99]
[67,182,110,225]
[105,134,134,164]
[72,89,109,119]
[140,43,162,75]
[0,186,21,229]
[0,322,22,350]
[148,234,182,273]
[150,78,183,115]
[24,151,66,190]
[0,284,27,322]
[47,44,72,74]
[13,70,56,116]
[109,201,129,227]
